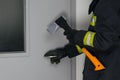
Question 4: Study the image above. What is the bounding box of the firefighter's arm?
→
[85,0,120,51]
[72,30,118,51]
[56,14,119,51]
[55,16,119,52]
[74,9,120,51]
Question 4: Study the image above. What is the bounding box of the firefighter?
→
[44,0,120,80]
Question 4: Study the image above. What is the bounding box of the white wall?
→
[75,0,92,80]
[0,0,72,80]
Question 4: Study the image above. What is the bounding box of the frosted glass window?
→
[0,0,24,52]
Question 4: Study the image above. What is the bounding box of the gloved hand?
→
[44,48,67,64]
[55,16,82,44]
[44,44,82,64]
[64,29,87,46]
[63,29,79,43]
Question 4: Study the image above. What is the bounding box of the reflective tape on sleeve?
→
[90,14,97,26]
[75,45,82,54]
[83,31,96,47]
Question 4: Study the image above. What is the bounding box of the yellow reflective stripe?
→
[83,32,90,46]
[75,45,82,53]
[90,32,96,47]
[83,31,96,47]
[90,14,97,26]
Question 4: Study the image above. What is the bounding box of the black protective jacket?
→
[75,0,120,80]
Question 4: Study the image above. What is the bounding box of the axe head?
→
[47,22,60,34]
[47,15,66,34]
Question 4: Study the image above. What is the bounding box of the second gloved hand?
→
[64,29,86,45]
[44,48,67,64]
[54,16,85,44]
[44,44,82,64]
[64,29,78,43]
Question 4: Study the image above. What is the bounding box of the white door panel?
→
[30,0,71,80]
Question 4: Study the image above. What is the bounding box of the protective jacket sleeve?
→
[75,0,120,51]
